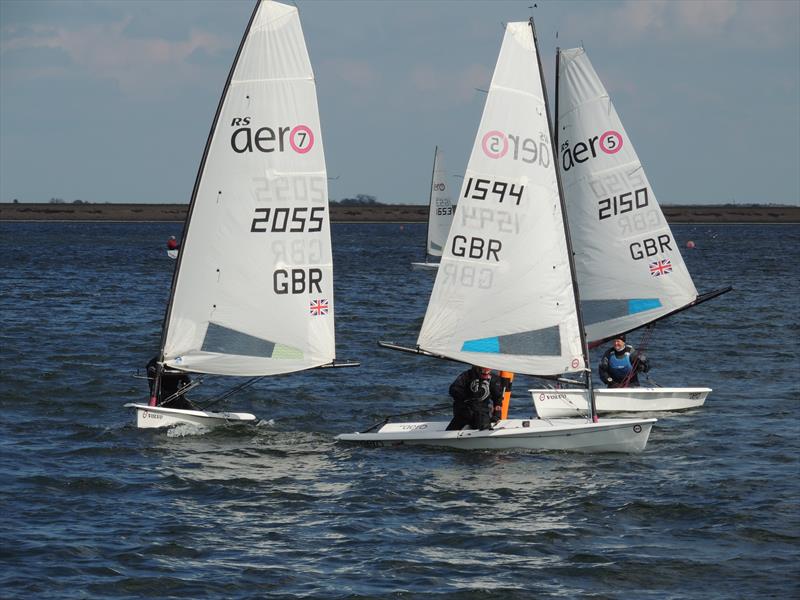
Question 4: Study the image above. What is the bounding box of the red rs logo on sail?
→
[480,129,550,167]
[561,130,624,171]
[229,117,315,154]
[599,130,623,154]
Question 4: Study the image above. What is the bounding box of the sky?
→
[1,0,798,206]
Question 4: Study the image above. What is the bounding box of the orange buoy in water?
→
[686,240,695,249]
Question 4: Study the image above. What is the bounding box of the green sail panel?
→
[201,322,303,359]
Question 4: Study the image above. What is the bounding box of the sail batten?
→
[557,47,698,343]
[161,1,335,377]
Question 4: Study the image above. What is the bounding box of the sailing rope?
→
[621,324,655,388]
[159,378,203,406]
[197,376,265,411]
[361,402,452,433]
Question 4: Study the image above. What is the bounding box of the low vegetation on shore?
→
[1,202,797,223]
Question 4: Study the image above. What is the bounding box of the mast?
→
[158,0,262,366]
[529,18,597,422]
[554,47,560,158]
[424,146,437,261]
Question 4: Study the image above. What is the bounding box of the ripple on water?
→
[1,223,799,599]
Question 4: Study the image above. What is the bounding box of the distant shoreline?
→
[1,203,798,224]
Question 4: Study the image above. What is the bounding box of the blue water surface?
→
[1,221,798,599]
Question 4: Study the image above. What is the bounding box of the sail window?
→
[461,326,561,356]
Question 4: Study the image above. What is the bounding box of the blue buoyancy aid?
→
[608,351,633,380]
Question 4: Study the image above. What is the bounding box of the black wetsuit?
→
[446,367,504,431]
[146,357,194,410]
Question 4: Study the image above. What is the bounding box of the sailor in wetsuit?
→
[146,356,195,409]
[446,365,504,431]
[598,334,649,388]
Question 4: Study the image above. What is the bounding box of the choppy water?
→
[1,221,798,599]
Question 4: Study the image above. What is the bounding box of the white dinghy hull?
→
[124,403,257,430]
[530,387,710,418]
[410,262,440,272]
[337,417,655,453]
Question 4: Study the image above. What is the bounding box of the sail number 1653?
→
[251,206,324,233]
[463,177,524,205]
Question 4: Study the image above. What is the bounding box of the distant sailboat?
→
[411,146,456,271]
[530,47,730,418]
[126,0,356,429]
[338,19,655,452]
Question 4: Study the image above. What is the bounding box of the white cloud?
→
[674,0,738,35]
[1,19,230,98]
[623,0,670,36]
[320,58,381,89]
[563,0,797,48]
[734,0,800,49]
[408,63,492,107]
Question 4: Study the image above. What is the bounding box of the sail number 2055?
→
[251,206,324,233]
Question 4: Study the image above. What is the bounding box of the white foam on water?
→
[167,422,210,438]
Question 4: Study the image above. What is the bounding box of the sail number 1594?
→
[463,177,525,205]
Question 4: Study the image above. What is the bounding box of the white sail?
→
[417,22,585,376]
[425,147,455,258]
[557,47,698,344]
[162,1,335,377]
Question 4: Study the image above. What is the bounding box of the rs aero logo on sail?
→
[480,129,551,167]
[561,130,623,171]
[229,117,314,154]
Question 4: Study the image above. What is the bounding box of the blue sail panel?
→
[461,326,561,357]
[583,299,662,324]
[462,337,500,353]
[628,298,662,314]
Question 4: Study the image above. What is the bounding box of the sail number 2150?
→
[463,177,525,205]
[251,206,324,233]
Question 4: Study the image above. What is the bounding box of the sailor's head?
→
[613,335,626,351]
[473,365,492,379]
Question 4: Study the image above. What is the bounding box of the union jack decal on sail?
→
[649,258,672,277]
[310,298,329,316]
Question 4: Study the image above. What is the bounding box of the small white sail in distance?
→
[425,146,456,259]
[161,0,336,377]
[556,47,699,344]
[417,22,585,377]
